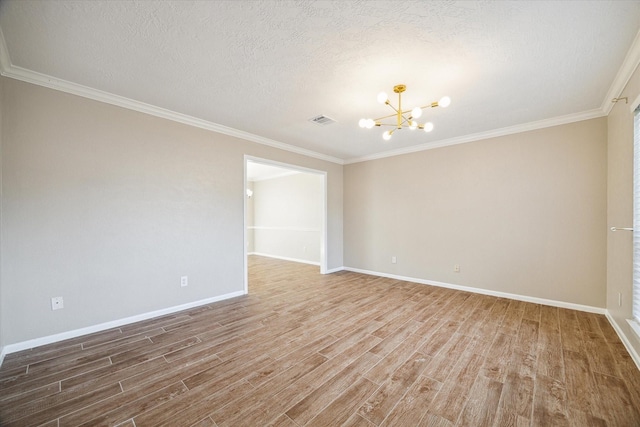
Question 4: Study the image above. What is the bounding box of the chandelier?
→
[359,84,451,140]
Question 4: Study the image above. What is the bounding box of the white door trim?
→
[243,155,328,294]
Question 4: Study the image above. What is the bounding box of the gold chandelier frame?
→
[359,84,450,140]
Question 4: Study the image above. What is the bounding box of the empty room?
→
[1,1,640,426]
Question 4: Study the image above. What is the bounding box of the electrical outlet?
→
[454,264,460,273]
[391,256,397,264]
[51,297,64,310]
[181,276,188,287]
[618,292,622,307]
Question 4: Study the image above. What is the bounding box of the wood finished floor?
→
[1,256,639,427]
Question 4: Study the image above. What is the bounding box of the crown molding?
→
[601,28,640,115]
[1,23,637,167]
[344,108,605,164]
[346,28,640,165]
[2,65,344,165]
[0,27,343,165]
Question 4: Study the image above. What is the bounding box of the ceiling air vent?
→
[308,115,336,126]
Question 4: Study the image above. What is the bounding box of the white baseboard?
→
[343,266,606,314]
[250,252,320,266]
[0,290,245,365]
[3,267,630,370]
[0,346,7,367]
[607,313,640,370]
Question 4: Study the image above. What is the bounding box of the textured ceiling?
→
[1,1,639,163]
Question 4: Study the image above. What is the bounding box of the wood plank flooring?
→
[1,255,639,426]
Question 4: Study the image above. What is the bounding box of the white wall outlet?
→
[303,246,307,252]
[618,292,622,307]
[391,256,397,264]
[51,297,64,310]
[181,276,188,287]
[454,264,460,273]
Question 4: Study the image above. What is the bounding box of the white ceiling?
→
[1,1,639,163]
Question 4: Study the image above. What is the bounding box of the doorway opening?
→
[243,156,328,294]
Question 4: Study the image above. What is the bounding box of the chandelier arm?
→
[360,85,449,137]
[385,103,401,114]
[398,117,411,127]
[373,112,401,121]
[373,113,414,127]
[416,101,441,109]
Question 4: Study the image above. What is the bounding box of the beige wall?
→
[345,118,608,307]
[251,172,323,264]
[607,64,640,357]
[3,64,636,358]
[0,77,343,346]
